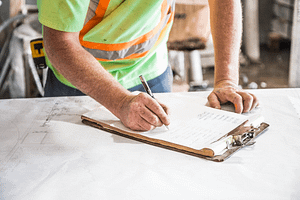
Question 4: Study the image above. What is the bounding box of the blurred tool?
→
[30,38,47,69]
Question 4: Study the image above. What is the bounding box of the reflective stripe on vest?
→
[79,0,175,61]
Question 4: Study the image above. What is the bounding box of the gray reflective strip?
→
[84,0,100,26]
[84,29,160,60]
[83,5,173,60]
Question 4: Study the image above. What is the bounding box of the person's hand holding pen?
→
[117,91,170,131]
[116,75,170,131]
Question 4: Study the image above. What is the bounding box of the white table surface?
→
[1,88,300,200]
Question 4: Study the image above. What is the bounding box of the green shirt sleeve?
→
[37,0,90,32]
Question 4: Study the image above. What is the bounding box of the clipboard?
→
[81,114,269,162]
[207,121,269,161]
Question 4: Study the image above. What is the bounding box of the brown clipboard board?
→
[81,115,269,162]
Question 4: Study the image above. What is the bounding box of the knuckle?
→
[139,109,145,115]
[207,94,214,101]
[227,87,234,93]
[243,105,250,112]
[233,95,242,103]
[253,96,258,103]
[147,115,159,125]
[130,101,138,108]
[148,116,156,124]
[153,117,161,125]
[244,94,253,102]
[131,101,142,110]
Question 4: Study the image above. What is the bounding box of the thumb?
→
[207,92,221,109]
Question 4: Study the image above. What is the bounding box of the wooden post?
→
[289,0,300,87]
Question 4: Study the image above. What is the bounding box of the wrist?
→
[214,64,239,88]
[214,79,239,89]
[113,92,134,119]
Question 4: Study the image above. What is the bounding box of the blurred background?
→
[0,0,299,99]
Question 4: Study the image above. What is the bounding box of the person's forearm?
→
[43,27,131,118]
[208,0,242,86]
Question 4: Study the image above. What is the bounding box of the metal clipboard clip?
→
[232,128,257,147]
[210,122,269,162]
[202,114,269,162]
[227,114,266,148]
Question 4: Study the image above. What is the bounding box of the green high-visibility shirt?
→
[37,0,174,89]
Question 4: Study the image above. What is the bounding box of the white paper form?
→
[141,103,247,150]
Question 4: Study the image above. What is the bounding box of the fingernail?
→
[215,106,221,109]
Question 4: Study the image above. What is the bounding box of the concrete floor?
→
[172,43,291,92]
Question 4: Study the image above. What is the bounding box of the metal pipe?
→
[189,50,203,84]
[289,0,300,87]
[244,0,260,62]
[0,14,27,35]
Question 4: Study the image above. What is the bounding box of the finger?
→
[123,114,154,131]
[250,93,259,110]
[237,91,254,113]
[145,98,170,126]
[156,100,171,115]
[135,116,156,131]
[138,120,156,131]
[225,92,243,114]
[139,106,163,127]
[207,92,221,109]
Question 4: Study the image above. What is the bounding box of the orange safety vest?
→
[79,0,175,62]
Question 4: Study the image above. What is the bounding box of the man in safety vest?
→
[37,0,259,131]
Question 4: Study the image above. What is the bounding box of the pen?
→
[139,75,155,99]
[139,75,169,130]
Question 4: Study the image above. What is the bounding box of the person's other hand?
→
[207,80,259,113]
[118,93,170,131]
